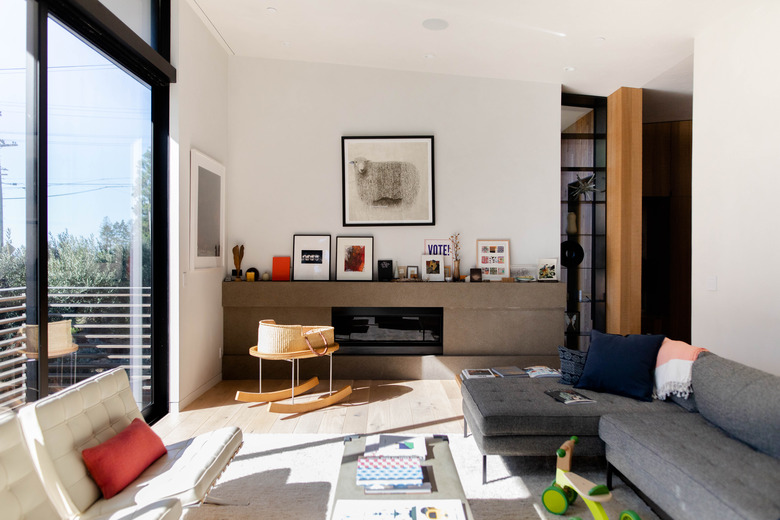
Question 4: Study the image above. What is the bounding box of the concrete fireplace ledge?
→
[222,281,566,380]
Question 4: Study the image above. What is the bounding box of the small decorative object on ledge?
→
[336,236,374,281]
[232,244,244,281]
[272,256,291,281]
[470,268,482,282]
[408,266,419,280]
[246,267,259,282]
[537,258,559,281]
[476,239,510,281]
[378,259,393,281]
[450,233,461,282]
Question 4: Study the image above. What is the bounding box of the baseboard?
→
[176,372,223,410]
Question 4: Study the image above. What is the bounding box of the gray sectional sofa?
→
[461,352,780,520]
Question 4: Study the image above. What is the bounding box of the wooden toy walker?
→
[541,436,641,520]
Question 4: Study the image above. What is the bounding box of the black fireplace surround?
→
[332,307,443,355]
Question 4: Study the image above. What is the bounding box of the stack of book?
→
[358,435,431,494]
[524,366,562,378]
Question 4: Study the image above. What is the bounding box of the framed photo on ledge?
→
[342,136,435,226]
[421,255,445,282]
[336,236,374,281]
[476,239,510,281]
[292,234,331,281]
[537,258,559,281]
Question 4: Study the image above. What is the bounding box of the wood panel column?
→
[606,87,642,334]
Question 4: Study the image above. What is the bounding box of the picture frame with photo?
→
[423,238,453,272]
[476,239,511,281]
[292,234,331,281]
[407,266,419,280]
[421,255,445,282]
[537,258,559,281]
[397,266,407,279]
[342,136,435,226]
[336,236,374,281]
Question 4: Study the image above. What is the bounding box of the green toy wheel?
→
[542,485,569,515]
[563,486,578,504]
[619,510,642,520]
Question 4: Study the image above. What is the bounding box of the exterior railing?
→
[0,286,152,409]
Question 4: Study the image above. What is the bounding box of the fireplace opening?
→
[332,307,443,355]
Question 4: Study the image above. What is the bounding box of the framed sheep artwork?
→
[342,136,435,226]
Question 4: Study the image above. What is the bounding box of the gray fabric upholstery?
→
[461,377,682,437]
[666,392,698,412]
[693,352,780,458]
[601,412,780,520]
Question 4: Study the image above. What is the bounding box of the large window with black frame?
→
[0,0,174,422]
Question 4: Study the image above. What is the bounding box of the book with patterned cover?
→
[356,456,423,486]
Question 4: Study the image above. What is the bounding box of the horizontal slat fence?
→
[0,286,152,409]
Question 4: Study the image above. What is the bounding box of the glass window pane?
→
[47,17,152,407]
[97,0,153,47]
[0,0,30,409]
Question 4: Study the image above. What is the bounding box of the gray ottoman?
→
[461,377,683,483]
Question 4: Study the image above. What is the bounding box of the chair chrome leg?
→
[482,455,487,485]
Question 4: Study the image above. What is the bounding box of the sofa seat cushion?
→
[83,426,243,516]
[81,498,182,520]
[600,412,780,520]
[461,377,682,437]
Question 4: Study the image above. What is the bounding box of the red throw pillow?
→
[81,418,167,499]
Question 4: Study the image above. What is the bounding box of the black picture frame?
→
[292,234,331,281]
[342,136,435,226]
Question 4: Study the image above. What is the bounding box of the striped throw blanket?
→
[654,338,708,400]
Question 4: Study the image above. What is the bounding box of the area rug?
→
[183,433,660,520]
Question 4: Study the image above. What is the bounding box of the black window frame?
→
[26,0,175,422]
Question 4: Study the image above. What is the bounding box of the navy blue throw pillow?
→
[558,346,587,385]
[574,330,665,401]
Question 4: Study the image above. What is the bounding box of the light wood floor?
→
[152,379,465,445]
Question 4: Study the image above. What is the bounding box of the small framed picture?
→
[408,265,419,279]
[476,239,510,281]
[423,238,453,272]
[292,234,331,281]
[398,266,407,279]
[336,236,374,281]
[470,268,482,282]
[537,258,559,281]
[378,259,394,282]
[421,255,445,281]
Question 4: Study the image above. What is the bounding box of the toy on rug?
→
[541,436,641,520]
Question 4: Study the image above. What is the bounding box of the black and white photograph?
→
[342,136,435,226]
[292,234,331,281]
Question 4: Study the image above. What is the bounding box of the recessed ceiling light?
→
[424,53,436,59]
[266,6,277,13]
[563,66,576,72]
[595,36,607,42]
[422,18,449,31]
[281,41,291,47]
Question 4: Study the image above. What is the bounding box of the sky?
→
[0,0,152,247]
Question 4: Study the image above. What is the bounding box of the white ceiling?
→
[190,0,758,97]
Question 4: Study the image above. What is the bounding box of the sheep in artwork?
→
[349,156,420,207]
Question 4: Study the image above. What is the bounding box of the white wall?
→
[226,58,561,279]
[169,0,230,410]
[691,0,780,375]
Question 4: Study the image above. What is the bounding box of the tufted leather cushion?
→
[0,409,60,520]
[82,418,166,499]
[18,368,243,518]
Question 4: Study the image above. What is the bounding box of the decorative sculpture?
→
[233,245,244,281]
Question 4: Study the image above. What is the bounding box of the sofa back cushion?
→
[21,368,143,514]
[0,410,60,520]
[693,352,780,458]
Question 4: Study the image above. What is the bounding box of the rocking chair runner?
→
[235,320,352,413]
